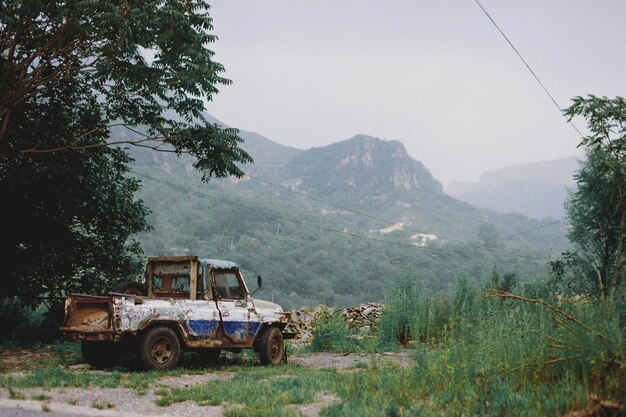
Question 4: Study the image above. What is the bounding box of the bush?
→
[309,311,364,353]
[0,298,61,344]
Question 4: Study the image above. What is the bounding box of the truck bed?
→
[61,294,115,340]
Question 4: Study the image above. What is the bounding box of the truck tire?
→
[81,341,121,369]
[139,326,181,370]
[114,281,147,296]
[198,348,221,365]
[258,326,284,366]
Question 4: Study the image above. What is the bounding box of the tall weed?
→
[309,311,365,353]
[378,275,450,347]
[376,277,624,412]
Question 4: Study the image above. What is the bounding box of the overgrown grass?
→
[151,359,599,417]
[0,278,622,416]
[309,311,378,353]
[372,277,625,415]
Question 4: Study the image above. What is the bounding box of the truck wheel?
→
[139,326,181,370]
[114,281,147,296]
[198,348,221,366]
[81,341,121,369]
[258,326,284,365]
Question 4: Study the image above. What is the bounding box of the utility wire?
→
[131,169,558,263]
[473,0,584,138]
[247,173,395,226]
[245,172,467,244]
[477,219,562,247]
[246,171,557,250]
[130,169,439,256]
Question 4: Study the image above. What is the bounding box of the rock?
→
[287,303,384,343]
[68,363,91,370]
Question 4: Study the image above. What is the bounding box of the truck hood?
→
[254,299,283,313]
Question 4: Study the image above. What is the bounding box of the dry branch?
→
[488,289,608,340]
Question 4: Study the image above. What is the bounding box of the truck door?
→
[180,263,220,340]
[213,271,256,344]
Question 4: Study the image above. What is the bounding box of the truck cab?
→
[61,256,292,370]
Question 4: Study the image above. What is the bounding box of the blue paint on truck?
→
[188,320,262,339]
[188,319,220,336]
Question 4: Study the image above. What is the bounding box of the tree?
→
[558,95,626,295]
[0,1,252,307]
[0,0,251,178]
[0,78,150,307]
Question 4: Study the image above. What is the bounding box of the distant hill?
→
[446,157,579,219]
[128,115,569,307]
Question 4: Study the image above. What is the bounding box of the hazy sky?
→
[204,1,625,186]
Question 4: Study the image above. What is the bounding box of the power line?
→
[246,171,557,250]
[477,219,562,247]
[473,0,584,138]
[245,172,468,244]
[130,169,559,264]
[130,169,439,255]
[246,173,395,226]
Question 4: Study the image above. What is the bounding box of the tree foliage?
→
[557,95,626,295]
[0,1,252,306]
[0,0,251,178]
[0,67,150,307]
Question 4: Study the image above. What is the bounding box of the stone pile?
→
[343,303,383,330]
[287,303,384,343]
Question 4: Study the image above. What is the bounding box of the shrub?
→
[0,298,60,344]
[310,311,364,353]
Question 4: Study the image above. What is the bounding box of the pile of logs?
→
[287,303,384,343]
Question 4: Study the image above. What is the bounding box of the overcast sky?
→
[204,1,625,187]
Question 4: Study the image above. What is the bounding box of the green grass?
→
[0,366,122,389]
[308,312,372,353]
[7,385,25,399]
[155,365,334,409]
[150,358,598,417]
[0,280,622,416]
[91,400,115,409]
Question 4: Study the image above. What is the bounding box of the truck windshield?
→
[214,272,244,300]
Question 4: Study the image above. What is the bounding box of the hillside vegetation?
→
[130,121,568,307]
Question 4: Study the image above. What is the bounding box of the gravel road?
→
[0,352,413,417]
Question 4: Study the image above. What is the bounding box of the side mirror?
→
[251,275,262,296]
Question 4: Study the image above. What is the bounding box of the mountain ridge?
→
[446,157,579,219]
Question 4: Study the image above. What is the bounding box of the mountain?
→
[446,157,579,219]
[282,135,442,195]
[128,115,569,307]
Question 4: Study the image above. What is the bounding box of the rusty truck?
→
[61,256,292,370]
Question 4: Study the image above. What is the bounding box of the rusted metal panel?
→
[199,259,239,270]
[189,259,198,301]
[148,256,198,262]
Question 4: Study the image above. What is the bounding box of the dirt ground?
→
[0,350,414,417]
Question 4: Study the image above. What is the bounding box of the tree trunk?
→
[609,208,625,289]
